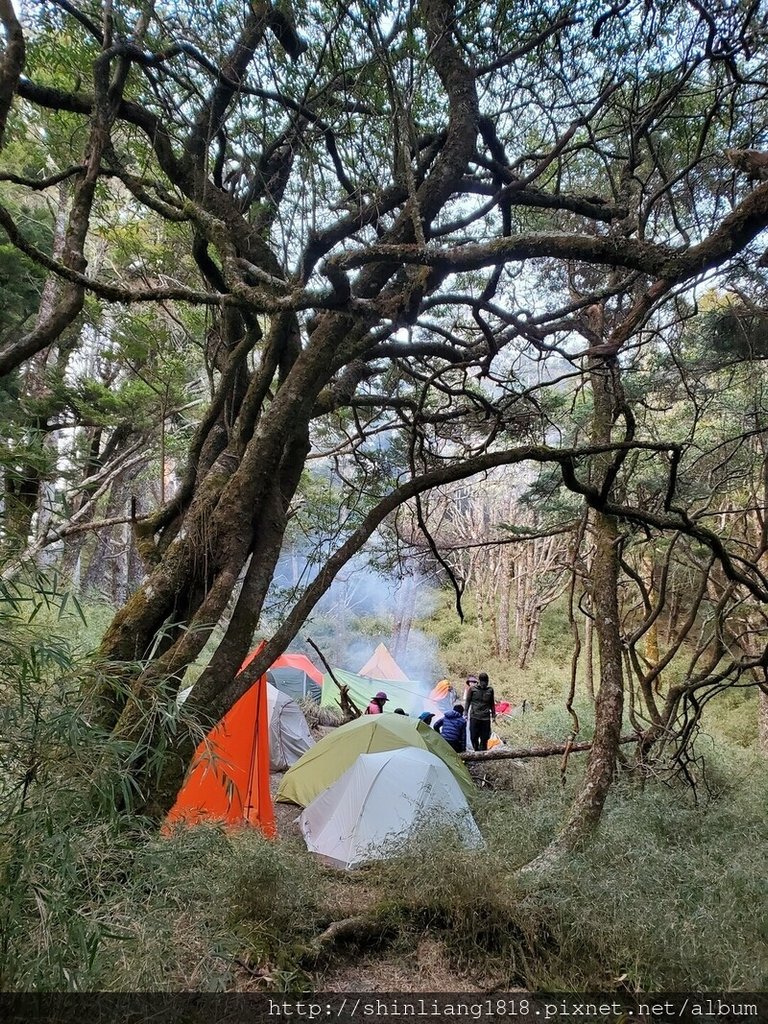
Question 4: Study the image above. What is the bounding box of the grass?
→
[103,825,325,991]
[3,753,766,993]
[1,580,766,993]
[350,748,768,992]
[521,752,768,991]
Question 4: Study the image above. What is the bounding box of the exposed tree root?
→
[304,915,396,961]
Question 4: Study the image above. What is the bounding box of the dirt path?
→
[321,938,486,992]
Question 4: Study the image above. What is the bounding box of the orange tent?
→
[358,642,408,682]
[167,671,275,836]
[167,644,324,834]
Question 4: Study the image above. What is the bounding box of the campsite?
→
[2,0,768,1002]
[4,617,761,994]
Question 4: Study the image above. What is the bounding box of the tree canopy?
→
[1,0,767,843]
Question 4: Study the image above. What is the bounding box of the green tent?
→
[320,667,425,716]
[267,666,321,704]
[276,714,474,806]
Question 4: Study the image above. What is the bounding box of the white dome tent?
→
[266,683,315,771]
[298,747,483,869]
[177,682,314,772]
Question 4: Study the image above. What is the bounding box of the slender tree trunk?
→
[560,360,625,841]
[759,688,768,757]
[666,587,681,645]
[522,358,625,872]
[516,617,531,669]
[392,575,417,661]
[644,556,662,691]
[517,604,543,669]
[513,549,526,640]
[557,509,623,842]
[332,581,349,664]
[4,468,41,549]
[526,606,542,666]
[645,617,661,689]
[82,473,129,595]
[584,614,595,701]
[496,576,511,659]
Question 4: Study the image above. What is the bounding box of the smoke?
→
[262,542,447,706]
[340,626,443,682]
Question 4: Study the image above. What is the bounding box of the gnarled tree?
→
[2,0,768,840]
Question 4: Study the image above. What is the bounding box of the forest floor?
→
[318,939,489,993]
[4,690,766,993]
[247,730,768,995]
[262,751,535,994]
[3,596,766,993]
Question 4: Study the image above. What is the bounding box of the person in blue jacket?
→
[433,703,467,754]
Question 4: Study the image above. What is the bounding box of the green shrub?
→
[363,834,556,988]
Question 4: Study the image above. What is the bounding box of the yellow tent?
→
[276,714,474,806]
[358,642,409,681]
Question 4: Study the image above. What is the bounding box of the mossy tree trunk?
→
[79,0,483,816]
[523,353,627,870]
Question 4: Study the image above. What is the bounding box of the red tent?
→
[240,643,324,685]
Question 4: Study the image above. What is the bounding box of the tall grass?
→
[304,749,767,992]
[0,571,328,992]
[98,826,323,991]
[471,748,768,990]
[1,575,765,993]
[0,573,200,989]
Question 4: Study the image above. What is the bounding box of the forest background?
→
[0,0,767,994]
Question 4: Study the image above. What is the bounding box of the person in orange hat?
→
[430,678,457,711]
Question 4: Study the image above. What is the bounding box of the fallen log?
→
[311,915,379,952]
[460,734,641,761]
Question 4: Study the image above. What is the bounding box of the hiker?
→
[433,703,467,754]
[465,672,496,751]
[393,707,408,716]
[461,675,478,707]
[418,710,435,726]
[366,690,388,715]
[429,678,457,711]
